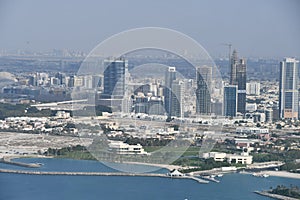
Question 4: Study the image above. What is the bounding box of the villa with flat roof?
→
[108,141,149,155]
[202,151,253,165]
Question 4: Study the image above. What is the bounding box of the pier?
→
[187,176,210,183]
[199,175,220,183]
[0,157,41,168]
[0,168,209,184]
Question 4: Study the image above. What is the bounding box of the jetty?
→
[187,176,210,183]
[0,157,41,168]
[254,191,299,200]
[0,168,209,184]
[199,175,220,183]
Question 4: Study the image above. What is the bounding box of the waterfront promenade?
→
[0,168,209,184]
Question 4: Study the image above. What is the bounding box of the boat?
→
[217,174,223,177]
[36,163,44,166]
[252,173,269,178]
[262,174,269,178]
[252,173,259,177]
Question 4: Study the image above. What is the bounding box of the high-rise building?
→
[55,72,66,85]
[230,50,238,85]
[133,96,164,115]
[223,85,238,117]
[83,75,93,89]
[29,74,38,86]
[279,57,299,119]
[74,76,84,87]
[92,75,103,89]
[265,109,273,123]
[229,50,246,114]
[196,66,212,115]
[103,58,128,98]
[171,80,184,118]
[164,67,176,117]
[68,75,75,87]
[134,96,148,114]
[236,58,247,114]
[272,106,280,121]
[148,97,164,115]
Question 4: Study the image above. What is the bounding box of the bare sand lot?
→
[0,132,92,158]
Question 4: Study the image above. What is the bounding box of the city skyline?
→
[1,2,300,200]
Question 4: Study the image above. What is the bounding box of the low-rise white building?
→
[55,111,70,119]
[168,169,184,177]
[226,153,252,165]
[236,127,269,134]
[202,152,227,162]
[202,151,253,165]
[246,103,257,112]
[108,141,149,155]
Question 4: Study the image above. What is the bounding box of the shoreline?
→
[261,170,300,180]
[1,154,189,171]
[2,155,300,180]
[254,190,299,200]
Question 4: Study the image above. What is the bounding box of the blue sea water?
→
[0,158,299,200]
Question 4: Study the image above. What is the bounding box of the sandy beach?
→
[262,170,300,179]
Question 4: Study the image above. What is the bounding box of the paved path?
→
[0,168,209,183]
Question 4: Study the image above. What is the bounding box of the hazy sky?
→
[0,0,299,58]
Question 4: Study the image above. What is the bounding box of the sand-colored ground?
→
[262,170,300,179]
[0,131,92,158]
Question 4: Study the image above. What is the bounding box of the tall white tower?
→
[279,58,299,119]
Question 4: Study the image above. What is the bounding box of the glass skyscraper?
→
[236,59,247,114]
[171,80,184,118]
[103,58,128,98]
[229,50,246,114]
[164,67,176,118]
[230,50,238,85]
[223,85,238,117]
[196,66,212,115]
[279,57,299,119]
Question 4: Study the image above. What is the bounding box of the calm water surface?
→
[0,158,299,200]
